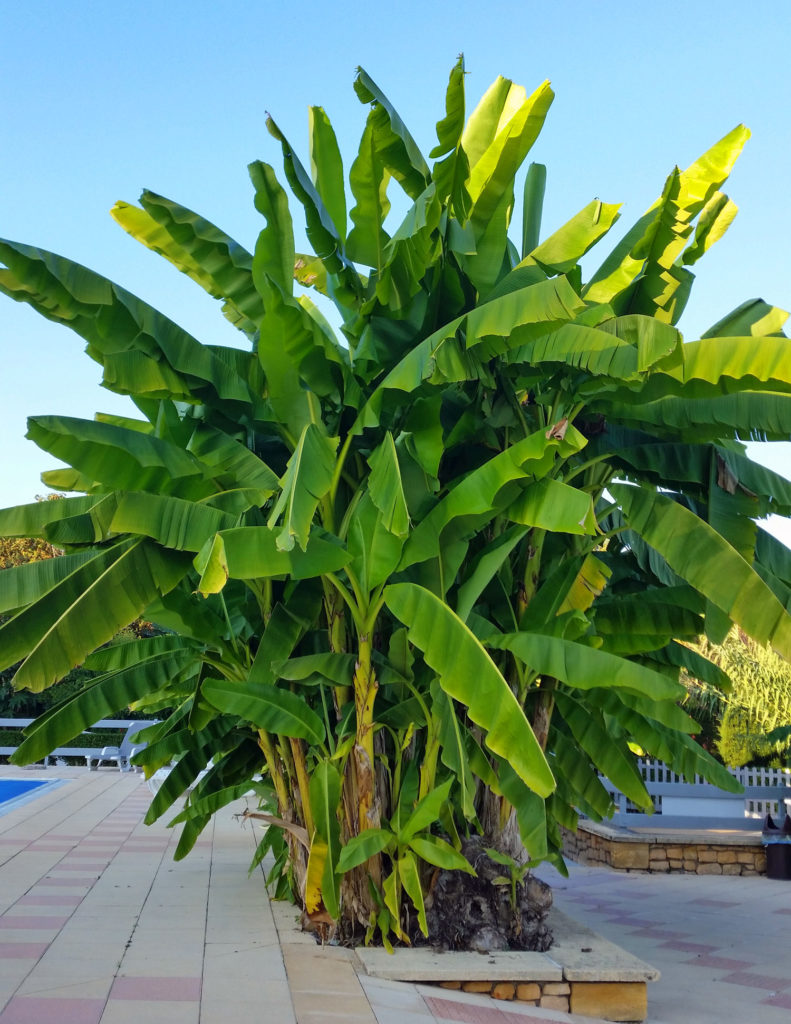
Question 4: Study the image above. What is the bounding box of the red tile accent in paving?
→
[49,863,105,871]
[689,898,740,907]
[17,894,81,906]
[66,850,113,858]
[772,907,791,915]
[687,954,756,971]
[720,970,791,991]
[110,976,201,1001]
[0,942,49,959]
[658,939,718,953]
[38,877,92,886]
[116,845,168,853]
[0,996,105,1023]
[629,927,687,939]
[424,996,546,1023]
[762,993,791,1009]
[0,916,69,929]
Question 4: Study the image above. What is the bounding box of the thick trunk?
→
[479,790,528,864]
[531,677,557,752]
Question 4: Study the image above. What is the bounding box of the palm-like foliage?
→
[2,58,791,941]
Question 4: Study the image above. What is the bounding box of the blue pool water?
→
[0,778,66,814]
[0,779,48,803]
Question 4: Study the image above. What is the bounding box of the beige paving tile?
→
[202,946,289,983]
[200,994,296,1024]
[289,991,377,1022]
[15,976,113,999]
[100,1000,200,1024]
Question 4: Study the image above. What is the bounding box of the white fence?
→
[601,759,791,829]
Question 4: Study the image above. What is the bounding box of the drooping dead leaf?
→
[545,417,568,441]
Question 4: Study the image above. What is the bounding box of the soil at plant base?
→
[420,837,553,952]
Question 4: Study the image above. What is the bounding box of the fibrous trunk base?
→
[423,837,553,952]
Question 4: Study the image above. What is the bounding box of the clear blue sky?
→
[1,1,789,537]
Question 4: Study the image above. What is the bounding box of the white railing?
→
[599,759,791,827]
[634,758,791,789]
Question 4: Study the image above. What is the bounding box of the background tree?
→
[683,629,791,767]
[1,58,791,944]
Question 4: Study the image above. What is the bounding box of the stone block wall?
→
[561,823,766,875]
[438,979,647,1020]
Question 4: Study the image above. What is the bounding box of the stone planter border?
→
[354,906,657,1022]
[561,819,766,875]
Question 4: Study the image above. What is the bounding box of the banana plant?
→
[2,56,791,942]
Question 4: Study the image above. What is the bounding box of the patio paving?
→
[1,764,789,1023]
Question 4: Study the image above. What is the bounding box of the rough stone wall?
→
[437,978,648,1020]
[560,826,766,875]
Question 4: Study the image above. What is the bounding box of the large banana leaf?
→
[549,732,615,820]
[430,679,476,821]
[400,427,584,569]
[308,760,342,918]
[346,108,392,271]
[552,691,651,807]
[466,79,554,232]
[83,634,196,672]
[378,184,442,309]
[590,689,740,791]
[41,493,119,545]
[602,392,791,442]
[496,759,548,860]
[0,495,105,538]
[26,416,214,501]
[584,125,749,315]
[524,199,621,276]
[308,107,347,242]
[431,56,470,218]
[682,191,738,267]
[266,116,358,291]
[1,539,190,690]
[194,527,349,594]
[455,525,527,622]
[593,596,703,640]
[353,68,430,200]
[0,548,98,613]
[10,651,193,764]
[186,426,280,494]
[0,240,252,405]
[110,493,239,551]
[368,433,410,538]
[489,631,684,700]
[703,298,789,338]
[353,276,584,432]
[347,493,404,593]
[384,583,555,797]
[650,641,731,691]
[144,720,238,824]
[644,336,791,398]
[201,677,324,743]
[267,424,339,551]
[613,484,791,656]
[250,160,296,298]
[505,479,596,535]
[111,191,263,336]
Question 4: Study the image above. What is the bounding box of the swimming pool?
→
[0,778,68,815]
